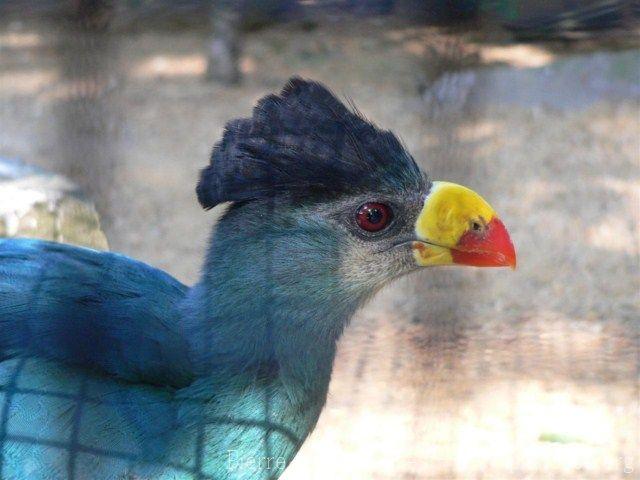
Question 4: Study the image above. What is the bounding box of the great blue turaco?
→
[0,78,515,479]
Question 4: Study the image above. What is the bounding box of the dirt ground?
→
[0,15,639,480]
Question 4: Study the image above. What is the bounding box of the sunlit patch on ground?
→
[0,30,43,48]
[130,54,207,79]
[479,44,556,68]
[0,69,59,96]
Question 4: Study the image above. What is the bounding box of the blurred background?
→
[0,1,639,478]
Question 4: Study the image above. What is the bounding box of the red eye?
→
[355,202,393,232]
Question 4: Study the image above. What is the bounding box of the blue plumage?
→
[0,238,192,386]
[0,237,316,480]
[0,78,431,479]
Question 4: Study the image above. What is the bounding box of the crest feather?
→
[197,77,426,209]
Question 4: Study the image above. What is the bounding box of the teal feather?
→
[0,78,426,479]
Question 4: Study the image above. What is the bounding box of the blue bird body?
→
[0,79,417,479]
[0,78,516,479]
[0,238,319,479]
[0,238,192,386]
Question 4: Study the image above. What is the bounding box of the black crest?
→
[196,77,427,209]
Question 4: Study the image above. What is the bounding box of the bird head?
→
[196,78,515,305]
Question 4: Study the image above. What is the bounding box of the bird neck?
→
[181,206,368,404]
[176,204,376,477]
[179,266,352,478]
[184,279,349,396]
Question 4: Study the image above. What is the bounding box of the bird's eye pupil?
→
[356,202,392,232]
[473,221,481,231]
[367,208,383,224]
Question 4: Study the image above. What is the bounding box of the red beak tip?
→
[453,217,517,268]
